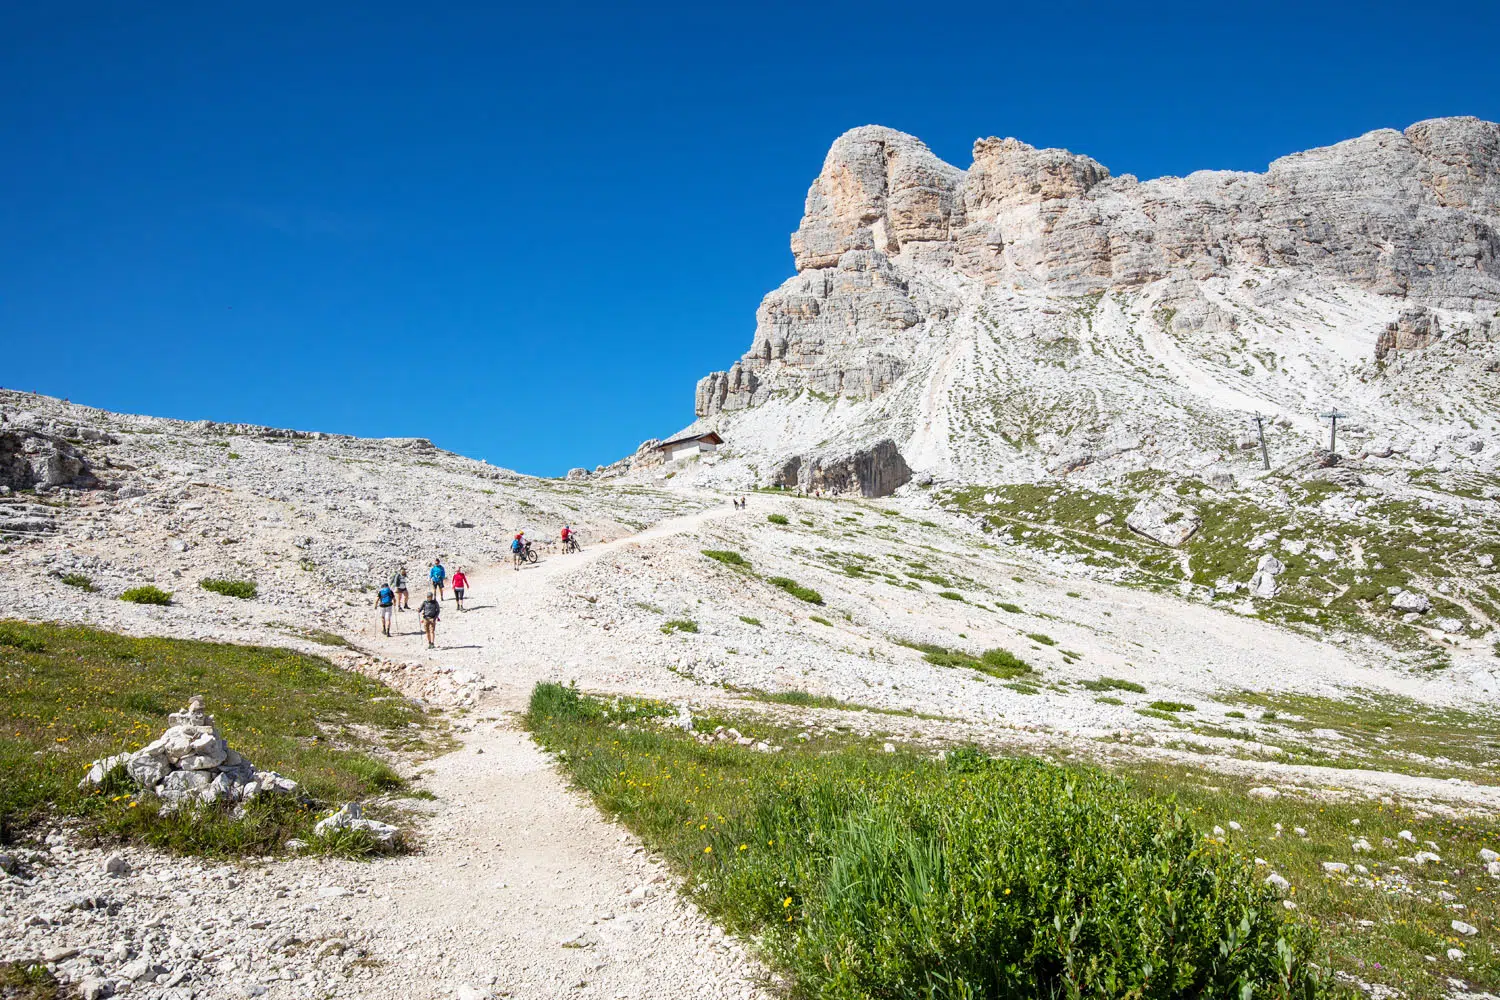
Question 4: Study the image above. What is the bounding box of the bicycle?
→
[563,535,581,554]
[512,541,539,568]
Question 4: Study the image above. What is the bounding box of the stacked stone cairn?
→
[79,695,303,811]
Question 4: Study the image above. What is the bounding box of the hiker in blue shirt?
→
[429,560,447,601]
[375,582,396,636]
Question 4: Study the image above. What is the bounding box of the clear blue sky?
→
[4,2,1496,475]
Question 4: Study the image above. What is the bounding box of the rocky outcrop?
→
[0,427,99,491]
[686,118,1500,483]
[771,439,911,498]
[1125,497,1202,548]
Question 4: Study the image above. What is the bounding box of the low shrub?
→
[702,549,750,568]
[808,615,832,626]
[1226,710,1247,719]
[528,687,1333,1000]
[0,626,45,653]
[1094,695,1124,705]
[200,578,257,600]
[1026,631,1057,645]
[767,513,789,526]
[120,585,172,606]
[767,576,823,605]
[1151,700,1196,713]
[898,640,1032,680]
[937,591,965,601]
[661,619,699,634]
[1080,676,1147,694]
[738,616,762,627]
[58,573,96,592]
[996,601,1023,613]
[979,647,1031,678]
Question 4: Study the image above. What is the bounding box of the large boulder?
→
[1125,497,1202,547]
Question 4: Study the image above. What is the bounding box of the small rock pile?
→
[79,696,302,809]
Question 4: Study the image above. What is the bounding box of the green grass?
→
[767,576,823,604]
[996,601,1023,613]
[1149,700,1196,713]
[739,616,762,627]
[1079,676,1147,694]
[525,684,1333,1000]
[661,619,699,634]
[767,513,790,526]
[1094,696,1124,706]
[0,961,61,999]
[809,615,832,626]
[896,640,1033,680]
[200,578,258,600]
[0,620,447,857]
[58,573,95,593]
[1025,632,1057,645]
[120,585,172,606]
[937,590,965,602]
[702,549,750,568]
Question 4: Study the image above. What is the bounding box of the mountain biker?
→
[392,567,409,610]
[452,567,469,611]
[419,590,441,648]
[376,581,396,636]
[430,559,447,601]
[561,524,576,552]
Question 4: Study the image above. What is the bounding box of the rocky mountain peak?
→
[678,118,1500,496]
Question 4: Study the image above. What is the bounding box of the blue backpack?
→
[511,538,523,553]
[378,586,394,606]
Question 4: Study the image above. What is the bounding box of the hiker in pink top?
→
[451,568,469,611]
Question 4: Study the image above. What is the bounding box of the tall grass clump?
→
[767,513,790,526]
[527,685,1333,1000]
[120,585,172,606]
[702,549,750,568]
[58,573,96,592]
[200,578,258,600]
[767,576,823,604]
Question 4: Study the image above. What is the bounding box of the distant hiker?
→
[376,581,396,636]
[419,590,441,648]
[452,567,469,611]
[392,567,410,610]
[430,559,446,600]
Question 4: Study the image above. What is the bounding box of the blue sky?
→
[3,2,1496,476]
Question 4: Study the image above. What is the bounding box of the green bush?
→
[767,513,789,525]
[980,647,1032,678]
[1026,631,1057,645]
[937,591,965,601]
[120,586,172,606]
[1080,676,1147,694]
[200,578,258,600]
[702,549,750,568]
[661,619,699,634]
[996,602,1023,613]
[528,688,1333,1000]
[739,616,762,627]
[809,615,832,626]
[767,576,823,604]
[1151,700,1196,713]
[0,626,45,654]
[58,573,96,593]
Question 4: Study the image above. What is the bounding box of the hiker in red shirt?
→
[451,568,469,611]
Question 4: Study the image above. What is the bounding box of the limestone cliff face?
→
[682,118,1500,489]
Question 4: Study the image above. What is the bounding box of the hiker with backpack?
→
[392,567,409,610]
[419,590,441,648]
[375,580,396,636]
[430,559,447,601]
[452,567,469,611]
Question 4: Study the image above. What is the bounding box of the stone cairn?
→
[80,695,302,810]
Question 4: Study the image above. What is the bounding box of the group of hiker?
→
[375,558,469,648]
[376,526,580,646]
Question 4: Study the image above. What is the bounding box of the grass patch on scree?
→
[0,620,449,857]
[200,578,258,600]
[767,576,823,604]
[525,683,1333,999]
[896,639,1033,680]
[702,549,750,569]
[120,585,172,606]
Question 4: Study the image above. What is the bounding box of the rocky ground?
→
[2,390,1499,998]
